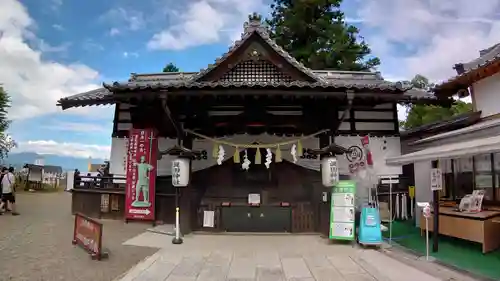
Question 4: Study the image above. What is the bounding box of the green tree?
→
[162,63,179,73]
[0,86,15,158]
[265,0,380,71]
[400,75,473,130]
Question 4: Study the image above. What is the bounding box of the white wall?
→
[336,136,402,176]
[66,171,74,191]
[414,161,432,227]
[108,135,402,177]
[472,71,500,118]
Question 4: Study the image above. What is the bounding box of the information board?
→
[72,213,107,260]
[329,180,356,240]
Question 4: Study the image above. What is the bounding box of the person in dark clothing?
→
[74,169,81,188]
[95,174,101,188]
[84,173,92,188]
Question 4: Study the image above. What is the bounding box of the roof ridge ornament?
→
[244,12,265,34]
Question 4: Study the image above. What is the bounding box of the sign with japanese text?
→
[321,156,339,187]
[171,158,190,187]
[430,168,442,191]
[125,128,158,222]
[330,180,356,241]
[72,213,105,260]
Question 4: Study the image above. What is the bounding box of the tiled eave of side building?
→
[400,111,482,140]
[433,43,500,98]
[56,71,450,110]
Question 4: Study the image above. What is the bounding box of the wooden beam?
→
[161,98,183,145]
[111,104,119,138]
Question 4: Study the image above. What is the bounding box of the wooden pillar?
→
[179,135,193,235]
[318,133,331,236]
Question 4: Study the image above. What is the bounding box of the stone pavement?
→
[0,192,155,281]
[117,233,461,281]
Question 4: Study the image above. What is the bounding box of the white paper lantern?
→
[172,158,190,187]
[321,156,339,187]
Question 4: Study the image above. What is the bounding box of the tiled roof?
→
[401,111,481,138]
[57,88,113,109]
[103,69,411,93]
[434,43,500,93]
[456,43,500,74]
[57,73,442,109]
[23,164,63,174]
[103,79,406,92]
[188,18,321,83]
[412,116,500,145]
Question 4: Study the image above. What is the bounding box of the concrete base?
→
[417,255,436,262]
[171,237,183,244]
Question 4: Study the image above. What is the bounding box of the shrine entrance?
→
[192,144,319,233]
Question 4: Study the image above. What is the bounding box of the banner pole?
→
[389,176,393,245]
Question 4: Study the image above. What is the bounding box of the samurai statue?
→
[131,155,154,207]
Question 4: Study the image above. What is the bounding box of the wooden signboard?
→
[72,213,108,260]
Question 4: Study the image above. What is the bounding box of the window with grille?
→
[219,59,293,82]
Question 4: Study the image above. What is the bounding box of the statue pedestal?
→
[131,201,151,208]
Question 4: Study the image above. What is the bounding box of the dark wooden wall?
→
[190,155,325,233]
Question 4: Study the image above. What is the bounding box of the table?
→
[420,206,500,253]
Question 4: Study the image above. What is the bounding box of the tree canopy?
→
[265,0,380,71]
[0,86,15,159]
[163,63,179,73]
[399,74,473,130]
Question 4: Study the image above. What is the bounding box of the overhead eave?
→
[434,56,500,97]
[56,87,115,110]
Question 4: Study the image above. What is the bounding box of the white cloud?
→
[100,7,145,32]
[358,0,500,83]
[37,39,71,53]
[147,0,267,50]
[109,27,120,36]
[12,140,110,159]
[41,121,111,133]
[82,38,104,52]
[122,51,139,58]
[0,0,103,120]
[52,24,64,31]
[50,0,63,11]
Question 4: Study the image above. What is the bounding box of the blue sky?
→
[2,0,500,160]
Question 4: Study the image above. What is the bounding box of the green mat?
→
[383,221,500,280]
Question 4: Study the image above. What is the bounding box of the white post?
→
[175,207,180,239]
[418,203,435,262]
[389,176,393,245]
[425,215,429,260]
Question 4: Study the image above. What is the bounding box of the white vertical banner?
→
[430,168,443,191]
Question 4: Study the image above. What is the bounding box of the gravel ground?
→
[0,192,157,281]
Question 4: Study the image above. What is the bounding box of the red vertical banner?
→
[125,128,158,222]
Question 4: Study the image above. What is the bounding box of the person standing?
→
[0,167,7,213]
[0,167,19,216]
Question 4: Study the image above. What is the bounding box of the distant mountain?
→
[3,152,105,172]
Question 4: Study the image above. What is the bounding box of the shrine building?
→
[57,17,450,236]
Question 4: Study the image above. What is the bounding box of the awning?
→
[386,135,500,166]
